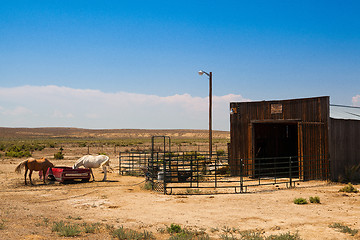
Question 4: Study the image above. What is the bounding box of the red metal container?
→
[40,167,91,183]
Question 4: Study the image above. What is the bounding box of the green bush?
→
[309,196,321,204]
[216,150,225,156]
[54,150,64,159]
[169,231,210,240]
[266,231,302,240]
[79,143,87,147]
[0,220,5,230]
[143,182,153,191]
[167,224,182,234]
[5,150,31,158]
[339,183,359,193]
[52,221,81,237]
[329,223,359,236]
[82,222,100,233]
[293,198,308,205]
[112,226,155,240]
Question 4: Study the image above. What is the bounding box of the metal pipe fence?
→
[119,151,329,194]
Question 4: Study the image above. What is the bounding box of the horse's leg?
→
[43,170,46,184]
[102,165,107,181]
[90,168,95,181]
[24,168,28,185]
[29,170,33,185]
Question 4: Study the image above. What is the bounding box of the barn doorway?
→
[253,122,298,178]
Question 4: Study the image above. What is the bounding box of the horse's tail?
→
[15,160,28,173]
[100,155,110,168]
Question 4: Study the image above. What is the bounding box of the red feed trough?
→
[40,167,91,183]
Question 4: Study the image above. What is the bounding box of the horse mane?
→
[15,159,28,173]
[73,155,87,169]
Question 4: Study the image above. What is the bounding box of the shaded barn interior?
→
[253,122,298,177]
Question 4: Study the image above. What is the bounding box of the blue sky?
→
[1,1,359,130]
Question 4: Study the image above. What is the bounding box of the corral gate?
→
[118,137,328,194]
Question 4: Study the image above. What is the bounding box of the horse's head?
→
[72,160,81,169]
[44,158,54,168]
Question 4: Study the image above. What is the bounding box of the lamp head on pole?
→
[198,70,210,77]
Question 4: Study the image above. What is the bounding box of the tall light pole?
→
[198,70,212,157]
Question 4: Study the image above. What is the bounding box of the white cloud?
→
[0,85,249,130]
[352,95,360,106]
[1,106,33,116]
[51,110,74,119]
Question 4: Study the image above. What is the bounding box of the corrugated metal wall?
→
[330,118,360,181]
[230,96,330,180]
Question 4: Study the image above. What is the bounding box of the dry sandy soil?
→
[1,158,359,240]
[0,128,359,240]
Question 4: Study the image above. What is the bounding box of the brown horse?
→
[15,158,54,185]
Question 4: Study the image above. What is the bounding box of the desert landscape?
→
[0,128,359,240]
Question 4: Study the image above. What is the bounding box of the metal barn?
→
[229,96,330,180]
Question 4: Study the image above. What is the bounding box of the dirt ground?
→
[1,153,360,240]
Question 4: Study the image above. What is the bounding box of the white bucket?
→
[158,171,164,181]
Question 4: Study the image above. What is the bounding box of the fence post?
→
[196,151,199,188]
[163,153,167,195]
[215,154,218,188]
[119,152,121,175]
[240,158,243,193]
[190,153,193,188]
[289,156,292,187]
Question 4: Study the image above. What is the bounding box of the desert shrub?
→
[5,150,31,158]
[54,151,64,159]
[185,188,201,195]
[167,224,182,234]
[52,221,81,237]
[169,231,210,240]
[238,230,263,240]
[142,182,153,190]
[293,198,308,205]
[329,223,359,236]
[112,226,155,240]
[82,222,100,233]
[309,196,321,204]
[0,220,5,230]
[339,183,359,193]
[165,152,177,157]
[219,230,302,240]
[266,231,302,240]
[216,150,226,156]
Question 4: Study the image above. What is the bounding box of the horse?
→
[15,157,54,185]
[72,155,110,181]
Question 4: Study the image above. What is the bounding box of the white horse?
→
[72,155,110,181]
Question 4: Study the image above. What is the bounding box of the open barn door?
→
[298,122,328,180]
[252,122,299,178]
